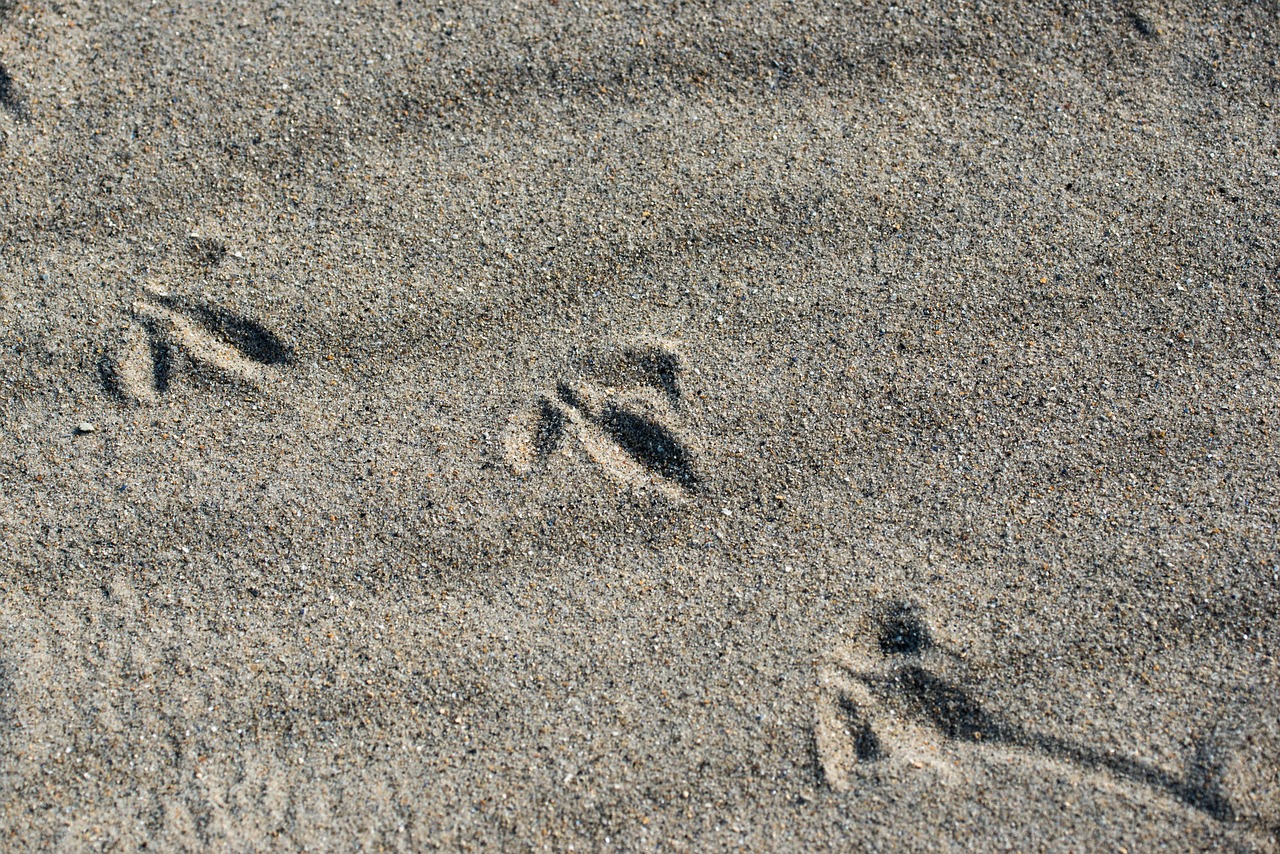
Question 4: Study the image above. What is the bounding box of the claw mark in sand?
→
[815,602,1278,833]
[106,294,291,404]
[502,340,703,501]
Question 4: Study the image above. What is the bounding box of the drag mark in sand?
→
[502,341,703,501]
[815,603,1275,830]
[105,295,291,404]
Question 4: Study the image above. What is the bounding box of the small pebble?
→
[76,422,96,434]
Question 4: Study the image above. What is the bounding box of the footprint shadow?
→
[531,399,566,457]
[599,399,701,493]
[181,301,292,366]
[589,342,684,407]
[149,333,173,394]
[0,62,28,121]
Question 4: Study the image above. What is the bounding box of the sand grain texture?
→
[0,0,1278,849]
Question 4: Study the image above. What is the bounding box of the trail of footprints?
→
[91,282,1278,834]
[502,340,703,501]
[815,603,1279,833]
[104,291,705,503]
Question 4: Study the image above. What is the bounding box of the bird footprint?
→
[502,340,703,501]
[106,293,291,404]
[815,602,1272,831]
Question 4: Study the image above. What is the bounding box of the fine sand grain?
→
[1,0,1278,849]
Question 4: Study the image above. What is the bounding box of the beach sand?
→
[0,0,1277,848]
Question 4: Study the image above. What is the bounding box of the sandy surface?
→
[1,0,1278,849]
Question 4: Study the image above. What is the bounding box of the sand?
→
[0,0,1277,849]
